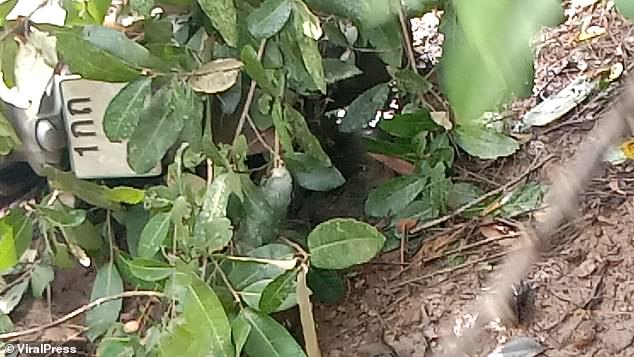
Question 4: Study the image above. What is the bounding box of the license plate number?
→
[60,78,161,179]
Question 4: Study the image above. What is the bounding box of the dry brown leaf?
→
[368,153,415,175]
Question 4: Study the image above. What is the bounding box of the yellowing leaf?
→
[621,138,634,159]
[188,58,242,94]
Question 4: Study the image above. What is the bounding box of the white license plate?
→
[59,78,161,179]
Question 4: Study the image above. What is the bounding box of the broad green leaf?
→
[0,0,17,27]
[0,314,14,333]
[125,205,148,257]
[36,206,87,227]
[616,0,634,20]
[323,58,362,83]
[137,212,171,258]
[308,218,386,269]
[104,77,151,141]
[271,99,293,153]
[284,105,331,165]
[439,0,562,122]
[127,257,174,281]
[4,208,32,259]
[231,314,252,357]
[63,0,108,25]
[363,17,403,67]
[240,279,298,313]
[105,187,145,204]
[228,244,296,289]
[234,177,278,249]
[81,25,164,69]
[115,254,163,291]
[285,152,345,192]
[183,275,234,356]
[86,0,111,23]
[193,174,233,251]
[0,221,15,271]
[56,30,140,82]
[241,45,278,96]
[188,58,242,94]
[241,308,307,357]
[292,2,326,93]
[0,37,17,88]
[279,21,319,93]
[453,124,519,159]
[176,85,205,152]
[447,182,486,217]
[197,0,238,47]
[130,0,155,16]
[0,110,20,155]
[127,80,186,173]
[30,264,54,299]
[259,270,298,313]
[419,161,450,214]
[379,110,437,138]
[43,167,123,211]
[247,0,292,39]
[391,200,437,224]
[394,68,432,95]
[0,278,28,314]
[86,263,124,341]
[97,338,135,357]
[306,0,395,29]
[261,166,293,219]
[339,83,389,133]
[63,220,103,251]
[365,176,427,217]
[497,183,547,219]
[307,268,345,303]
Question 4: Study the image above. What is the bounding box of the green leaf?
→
[228,244,296,289]
[616,0,634,20]
[0,314,14,333]
[394,68,432,95]
[307,268,345,303]
[55,30,141,82]
[364,18,403,67]
[241,308,307,357]
[259,270,298,313]
[271,99,293,153]
[0,110,20,155]
[183,275,234,356]
[447,182,486,217]
[497,183,547,219]
[4,208,32,259]
[30,264,54,299]
[127,80,187,173]
[81,25,164,69]
[379,110,437,138]
[125,205,148,257]
[127,257,174,281]
[308,218,386,269]
[193,174,234,251]
[365,176,427,217]
[285,152,345,192]
[137,212,171,258]
[0,220,16,271]
[104,187,145,204]
[291,2,326,94]
[439,1,562,122]
[188,58,242,94]
[36,206,87,227]
[115,254,162,291]
[306,0,394,28]
[241,45,278,96]
[231,314,252,357]
[97,338,135,357]
[42,167,124,211]
[0,278,28,314]
[240,279,298,312]
[323,58,362,83]
[234,178,278,249]
[284,105,331,165]
[63,220,103,252]
[86,0,111,23]
[197,0,238,47]
[261,166,293,219]
[0,38,17,92]
[104,77,151,141]
[247,0,292,39]
[131,0,155,16]
[0,0,17,27]
[453,124,519,159]
[86,262,124,341]
[339,83,389,133]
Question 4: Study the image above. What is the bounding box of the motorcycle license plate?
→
[59,78,161,179]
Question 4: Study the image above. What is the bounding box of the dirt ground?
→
[315,3,634,356]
